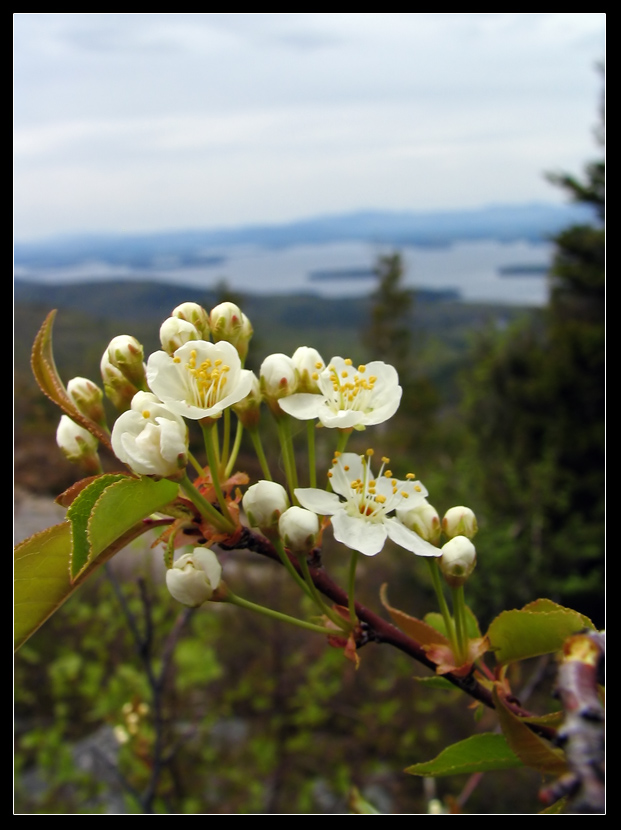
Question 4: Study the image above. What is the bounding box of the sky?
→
[14,13,605,242]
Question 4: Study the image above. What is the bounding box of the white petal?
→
[385,518,442,556]
[294,488,342,515]
[331,511,387,556]
[277,393,323,420]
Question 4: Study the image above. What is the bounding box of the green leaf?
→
[68,475,179,581]
[30,310,112,451]
[67,474,128,579]
[493,688,567,775]
[405,733,523,777]
[15,477,179,650]
[487,599,595,665]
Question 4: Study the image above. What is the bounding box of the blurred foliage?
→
[15,538,549,814]
[458,128,604,627]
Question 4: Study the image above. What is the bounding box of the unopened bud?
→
[260,353,298,416]
[172,302,211,340]
[101,351,140,412]
[166,548,223,607]
[242,480,290,536]
[279,506,320,553]
[396,499,441,544]
[56,415,101,473]
[291,347,325,393]
[67,377,107,428]
[106,335,146,389]
[159,317,200,354]
[440,536,476,587]
[209,302,253,361]
[232,372,262,429]
[442,506,478,540]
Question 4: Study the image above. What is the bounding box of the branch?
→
[222,528,556,738]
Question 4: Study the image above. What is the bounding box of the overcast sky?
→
[14,13,605,241]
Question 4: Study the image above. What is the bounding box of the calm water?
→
[15,239,553,307]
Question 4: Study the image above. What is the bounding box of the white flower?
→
[295,452,441,557]
[111,391,188,477]
[166,548,222,607]
[242,480,290,532]
[146,340,254,420]
[440,536,476,587]
[278,356,402,429]
[279,506,320,553]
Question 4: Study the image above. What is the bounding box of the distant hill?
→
[14,202,595,272]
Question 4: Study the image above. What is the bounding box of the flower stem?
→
[451,584,468,665]
[225,591,338,636]
[306,419,317,488]
[188,451,204,477]
[249,427,273,481]
[277,416,298,500]
[224,418,244,479]
[271,536,315,601]
[347,550,360,625]
[220,408,231,478]
[201,422,234,523]
[180,473,233,533]
[426,557,456,645]
[298,553,350,631]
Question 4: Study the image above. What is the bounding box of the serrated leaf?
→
[493,687,567,776]
[31,310,112,450]
[405,733,523,777]
[14,520,154,651]
[68,475,179,581]
[487,600,595,665]
[380,584,449,646]
[67,474,128,579]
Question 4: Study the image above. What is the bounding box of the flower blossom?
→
[278,356,401,429]
[295,451,441,557]
[111,391,188,477]
[146,340,254,420]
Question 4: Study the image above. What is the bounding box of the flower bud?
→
[291,347,325,393]
[442,506,478,540]
[396,499,441,544]
[260,353,298,416]
[106,335,147,389]
[172,302,211,340]
[242,480,290,536]
[166,548,222,607]
[232,372,262,429]
[56,415,101,473]
[279,506,320,553]
[159,317,200,354]
[209,302,253,361]
[111,391,188,478]
[101,351,140,412]
[67,377,107,428]
[440,536,476,587]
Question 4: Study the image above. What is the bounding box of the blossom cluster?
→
[55,299,478,608]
